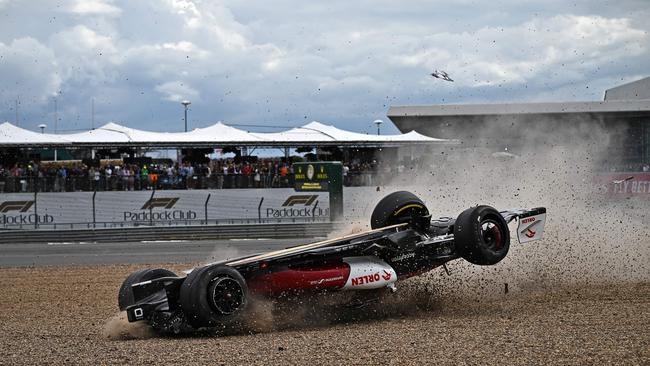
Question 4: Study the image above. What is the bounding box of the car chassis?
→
[118,191,546,334]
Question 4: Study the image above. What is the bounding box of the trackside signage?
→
[294,164,330,191]
[123,197,198,222]
[0,200,54,225]
[265,194,330,219]
[0,189,335,228]
[594,173,650,195]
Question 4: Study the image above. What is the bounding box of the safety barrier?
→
[0,189,332,230]
[0,222,335,244]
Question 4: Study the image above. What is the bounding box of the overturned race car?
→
[118,191,546,334]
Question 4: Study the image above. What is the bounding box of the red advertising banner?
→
[595,173,650,196]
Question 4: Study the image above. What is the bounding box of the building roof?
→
[604,77,650,101]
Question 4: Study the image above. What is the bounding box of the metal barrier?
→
[0,222,335,244]
[1,217,330,230]
[0,172,382,193]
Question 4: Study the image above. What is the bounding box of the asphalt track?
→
[0,238,314,267]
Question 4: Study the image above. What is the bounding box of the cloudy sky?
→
[0,0,648,135]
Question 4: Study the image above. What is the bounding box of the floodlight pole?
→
[53,97,58,161]
[54,97,58,133]
[38,124,46,134]
[181,100,191,132]
[374,119,383,135]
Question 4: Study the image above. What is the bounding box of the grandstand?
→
[0,120,454,193]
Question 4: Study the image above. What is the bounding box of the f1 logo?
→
[141,197,179,210]
[0,201,34,213]
[282,195,318,206]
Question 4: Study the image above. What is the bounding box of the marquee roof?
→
[0,121,453,148]
[0,122,71,145]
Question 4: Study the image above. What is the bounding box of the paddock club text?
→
[266,206,330,218]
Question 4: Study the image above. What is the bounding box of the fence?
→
[0,172,383,193]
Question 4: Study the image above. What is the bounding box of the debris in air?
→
[430,70,454,82]
[612,176,634,184]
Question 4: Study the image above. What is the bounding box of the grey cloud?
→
[0,37,61,104]
[0,0,648,134]
[69,0,121,16]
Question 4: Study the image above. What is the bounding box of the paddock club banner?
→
[0,189,332,227]
[0,186,457,228]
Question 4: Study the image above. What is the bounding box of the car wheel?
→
[179,265,249,329]
[454,205,510,265]
[371,191,431,230]
[118,268,177,311]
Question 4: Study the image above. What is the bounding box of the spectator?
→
[242,162,252,188]
[253,167,261,188]
[141,165,149,190]
[279,164,289,187]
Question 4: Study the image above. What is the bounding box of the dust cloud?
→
[204,245,245,265]
[368,115,650,297]
[115,116,649,336]
[103,312,156,340]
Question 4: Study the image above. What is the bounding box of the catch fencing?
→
[0,172,382,193]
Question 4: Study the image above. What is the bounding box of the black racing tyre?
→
[370,191,431,230]
[454,205,510,265]
[179,265,249,329]
[118,268,177,311]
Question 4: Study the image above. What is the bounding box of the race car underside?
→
[119,191,546,334]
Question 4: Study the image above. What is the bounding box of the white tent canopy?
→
[249,121,442,143]
[0,122,71,145]
[0,120,454,147]
[187,122,266,143]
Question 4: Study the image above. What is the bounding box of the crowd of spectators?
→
[4,156,650,194]
[605,163,650,173]
[0,158,386,193]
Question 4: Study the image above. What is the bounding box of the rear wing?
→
[500,207,547,244]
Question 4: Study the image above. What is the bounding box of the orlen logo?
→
[351,270,392,286]
[0,201,34,213]
[520,217,538,238]
[381,270,392,281]
[141,197,179,210]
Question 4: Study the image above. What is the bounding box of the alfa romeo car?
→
[118,191,546,334]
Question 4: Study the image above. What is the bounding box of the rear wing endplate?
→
[500,207,547,244]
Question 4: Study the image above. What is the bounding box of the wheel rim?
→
[480,219,505,251]
[209,277,245,315]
